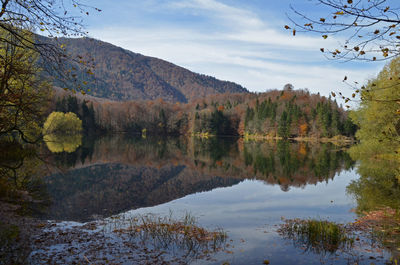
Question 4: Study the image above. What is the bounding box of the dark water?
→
[23,135,394,264]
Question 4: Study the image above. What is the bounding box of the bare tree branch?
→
[287,0,400,106]
[287,0,400,61]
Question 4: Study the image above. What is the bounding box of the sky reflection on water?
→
[37,137,392,264]
[122,169,362,265]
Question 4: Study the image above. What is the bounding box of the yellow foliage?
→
[44,133,82,153]
[43,112,82,134]
[0,28,51,141]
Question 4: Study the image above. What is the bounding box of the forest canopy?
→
[51,88,356,140]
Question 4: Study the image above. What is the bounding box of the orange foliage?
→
[217,105,225,111]
[299,123,308,136]
[299,143,307,156]
[278,177,291,185]
[280,91,292,100]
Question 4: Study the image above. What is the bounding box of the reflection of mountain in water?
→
[44,163,240,221]
[41,136,354,222]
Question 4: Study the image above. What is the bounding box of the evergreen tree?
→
[67,96,80,116]
[81,101,96,134]
[278,111,291,139]
[245,106,254,128]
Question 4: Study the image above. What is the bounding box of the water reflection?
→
[9,135,398,264]
[347,143,400,260]
[0,141,50,216]
[0,141,50,264]
[347,150,400,213]
[44,133,82,153]
[40,135,355,222]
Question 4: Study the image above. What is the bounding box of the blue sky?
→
[82,0,385,99]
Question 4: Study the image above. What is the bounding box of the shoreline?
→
[190,132,356,144]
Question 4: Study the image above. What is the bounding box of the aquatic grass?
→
[109,212,227,259]
[278,219,355,254]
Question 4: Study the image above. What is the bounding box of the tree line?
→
[51,87,356,139]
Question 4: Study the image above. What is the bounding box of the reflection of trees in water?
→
[42,162,240,222]
[41,136,355,221]
[347,160,400,213]
[0,141,50,216]
[189,138,355,190]
[48,135,95,168]
[0,141,50,264]
[347,143,400,260]
[44,133,82,153]
[243,141,354,191]
[347,146,400,213]
[54,136,354,187]
[192,137,238,163]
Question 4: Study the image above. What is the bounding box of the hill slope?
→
[51,37,248,102]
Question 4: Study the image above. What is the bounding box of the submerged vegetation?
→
[352,208,400,259]
[278,219,354,254]
[110,213,227,259]
[278,218,396,264]
[30,212,228,264]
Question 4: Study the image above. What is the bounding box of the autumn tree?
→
[0,29,51,142]
[0,0,101,142]
[347,58,400,215]
[0,0,98,58]
[350,57,400,142]
[299,123,308,136]
[43,112,82,134]
[0,0,100,93]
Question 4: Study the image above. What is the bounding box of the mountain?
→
[49,37,248,103]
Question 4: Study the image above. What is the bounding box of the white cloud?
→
[224,29,339,51]
[88,0,384,101]
[170,0,264,29]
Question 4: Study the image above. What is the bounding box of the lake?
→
[25,135,393,264]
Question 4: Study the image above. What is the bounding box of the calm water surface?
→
[35,135,391,264]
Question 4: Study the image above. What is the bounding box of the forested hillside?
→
[42,38,355,140]
[51,87,356,139]
[46,37,247,103]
